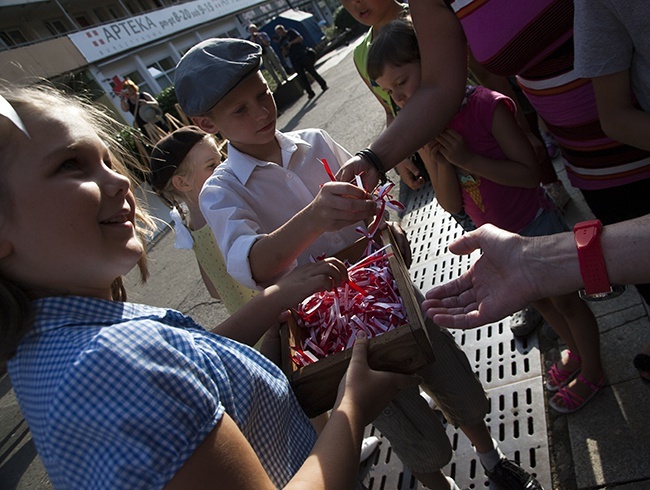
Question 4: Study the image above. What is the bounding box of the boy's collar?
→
[226,131,312,184]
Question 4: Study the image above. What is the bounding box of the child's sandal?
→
[548,374,605,414]
[545,350,581,392]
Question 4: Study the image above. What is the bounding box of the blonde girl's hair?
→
[0,83,155,361]
[366,17,420,82]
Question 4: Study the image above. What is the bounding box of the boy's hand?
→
[309,182,377,231]
[335,333,421,425]
[434,129,472,168]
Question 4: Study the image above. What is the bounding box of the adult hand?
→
[396,159,425,190]
[334,332,421,425]
[336,154,380,191]
[422,224,540,329]
[308,181,377,231]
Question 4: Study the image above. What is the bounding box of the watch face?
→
[579,284,627,302]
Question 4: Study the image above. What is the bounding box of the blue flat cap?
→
[174,38,262,116]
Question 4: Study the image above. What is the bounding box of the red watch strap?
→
[573,220,611,295]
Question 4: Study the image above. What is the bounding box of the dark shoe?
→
[633,353,650,385]
[321,85,329,92]
[307,91,316,99]
[510,306,543,337]
[484,458,544,490]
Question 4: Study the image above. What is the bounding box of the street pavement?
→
[1,37,649,489]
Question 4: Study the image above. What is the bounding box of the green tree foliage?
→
[333,6,363,33]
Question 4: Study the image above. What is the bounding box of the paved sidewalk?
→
[1,38,649,489]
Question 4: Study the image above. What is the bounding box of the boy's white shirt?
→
[199,129,363,290]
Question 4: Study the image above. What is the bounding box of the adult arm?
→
[119,95,130,112]
[422,215,650,329]
[355,65,425,190]
[166,335,419,490]
[338,0,467,184]
[592,71,650,152]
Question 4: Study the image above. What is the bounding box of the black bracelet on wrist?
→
[355,148,388,184]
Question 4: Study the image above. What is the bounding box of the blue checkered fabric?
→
[8,296,316,489]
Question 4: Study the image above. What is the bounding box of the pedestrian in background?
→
[275,24,328,100]
[248,23,288,87]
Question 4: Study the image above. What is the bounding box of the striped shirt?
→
[451,0,650,190]
[8,296,316,489]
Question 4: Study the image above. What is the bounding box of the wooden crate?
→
[280,229,434,417]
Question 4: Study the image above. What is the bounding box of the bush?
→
[333,6,363,33]
[155,86,180,120]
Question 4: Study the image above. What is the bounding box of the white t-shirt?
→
[200,129,362,289]
[574,0,650,113]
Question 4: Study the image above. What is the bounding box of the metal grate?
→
[360,185,552,489]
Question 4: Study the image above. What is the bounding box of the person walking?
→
[275,24,328,99]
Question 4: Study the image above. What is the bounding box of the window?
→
[75,15,92,28]
[107,6,122,19]
[147,57,175,90]
[94,8,108,23]
[137,0,152,12]
[44,19,73,36]
[0,29,28,48]
[52,70,105,102]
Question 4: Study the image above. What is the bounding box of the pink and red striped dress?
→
[450,0,650,190]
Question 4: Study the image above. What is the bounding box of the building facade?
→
[0,0,338,124]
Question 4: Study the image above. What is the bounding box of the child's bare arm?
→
[436,104,540,188]
[248,182,376,285]
[210,258,348,346]
[592,71,650,152]
[418,145,463,214]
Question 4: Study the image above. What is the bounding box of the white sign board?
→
[68,0,264,63]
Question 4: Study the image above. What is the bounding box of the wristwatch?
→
[573,219,625,301]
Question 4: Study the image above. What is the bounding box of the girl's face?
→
[374,61,421,109]
[0,106,143,299]
[184,138,220,199]
[340,0,399,28]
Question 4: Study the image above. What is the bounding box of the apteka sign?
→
[68,0,264,63]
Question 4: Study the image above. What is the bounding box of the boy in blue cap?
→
[174,37,543,490]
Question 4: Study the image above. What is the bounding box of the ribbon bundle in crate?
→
[280,161,434,417]
[291,243,406,367]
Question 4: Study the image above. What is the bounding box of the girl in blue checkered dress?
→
[0,85,417,489]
